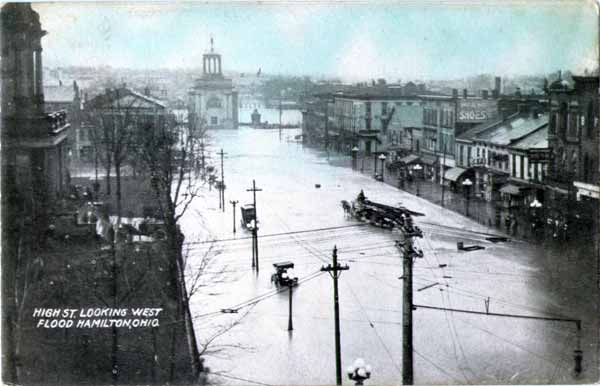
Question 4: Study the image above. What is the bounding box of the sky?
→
[33,1,599,81]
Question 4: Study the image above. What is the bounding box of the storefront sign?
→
[528,149,550,163]
[457,100,498,123]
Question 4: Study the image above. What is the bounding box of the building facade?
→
[545,74,599,228]
[1,3,71,209]
[189,39,238,130]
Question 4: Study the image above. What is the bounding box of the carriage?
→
[240,204,256,229]
[271,261,298,287]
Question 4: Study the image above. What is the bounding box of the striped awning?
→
[443,167,467,182]
[399,154,420,165]
[499,183,522,196]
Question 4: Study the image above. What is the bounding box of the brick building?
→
[545,73,599,227]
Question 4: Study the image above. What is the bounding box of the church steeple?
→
[203,36,222,77]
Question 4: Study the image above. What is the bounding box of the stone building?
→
[189,38,238,130]
[1,3,71,208]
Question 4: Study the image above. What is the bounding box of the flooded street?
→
[181,127,597,385]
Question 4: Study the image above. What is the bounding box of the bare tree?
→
[137,109,207,379]
[86,88,140,222]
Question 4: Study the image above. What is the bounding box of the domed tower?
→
[203,37,223,78]
[189,37,238,130]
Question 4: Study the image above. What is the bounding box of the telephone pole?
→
[279,90,283,141]
[287,282,294,331]
[230,200,238,234]
[200,140,206,180]
[218,149,227,212]
[396,214,423,385]
[246,180,262,271]
[440,142,447,207]
[321,245,349,386]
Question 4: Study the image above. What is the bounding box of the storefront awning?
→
[499,183,522,196]
[443,167,467,182]
[399,154,420,165]
[420,154,437,166]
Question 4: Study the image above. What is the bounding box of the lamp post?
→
[352,146,359,170]
[462,178,473,217]
[282,268,297,331]
[529,199,543,239]
[378,153,386,182]
[347,358,372,386]
[413,164,423,196]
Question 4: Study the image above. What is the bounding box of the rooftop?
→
[87,88,167,110]
[510,126,548,150]
[473,113,548,146]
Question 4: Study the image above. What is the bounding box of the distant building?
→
[85,87,170,137]
[1,3,71,209]
[44,80,84,161]
[189,38,238,130]
[455,111,548,205]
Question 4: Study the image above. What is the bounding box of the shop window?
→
[512,154,516,176]
[519,155,524,179]
[559,103,567,139]
[587,101,595,139]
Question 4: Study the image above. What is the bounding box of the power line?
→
[183,223,370,245]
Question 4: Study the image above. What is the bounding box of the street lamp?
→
[352,146,359,170]
[378,153,386,182]
[282,268,298,331]
[529,199,543,239]
[347,358,372,386]
[462,178,473,217]
[413,164,423,196]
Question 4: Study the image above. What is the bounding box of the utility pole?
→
[200,140,206,180]
[396,214,423,386]
[288,282,294,331]
[218,149,227,212]
[321,245,349,386]
[230,200,238,234]
[246,180,262,271]
[441,142,447,207]
[279,90,283,141]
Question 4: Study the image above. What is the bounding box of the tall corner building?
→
[1,2,71,210]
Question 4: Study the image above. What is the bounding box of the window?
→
[467,147,472,167]
[206,96,222,109]
[559,103,568,139]
[587,101,594,139]
[519,155,524,179]
[584,153,590,182]
[211,116,218,125]
[512,154,516,176]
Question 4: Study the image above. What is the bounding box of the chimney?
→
[452,89,458,98]
[494,76,501,96]
[144,86,151,96]
[463,89,468,98]
[482,90,489,99]
[515,87,522,97]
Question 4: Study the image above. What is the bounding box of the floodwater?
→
[180,127,598,385]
